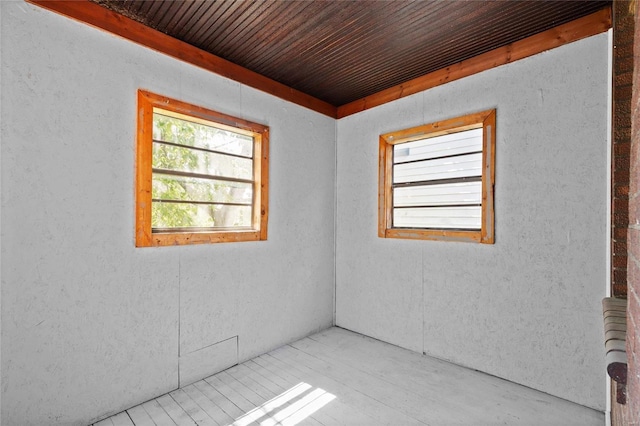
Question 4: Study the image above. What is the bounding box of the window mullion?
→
[153,139,253,160]
[152,168,254,185]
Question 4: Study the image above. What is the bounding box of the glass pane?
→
[393,152,482,184]
[152,201,199,228]
[393,206,481,229]
[208,205,252,228]
[152,203,252,229]
[394,128,482,164]
[393,182,482,207]
[152,173,252,204]
[153,112,253,157]
[153,142,253,180]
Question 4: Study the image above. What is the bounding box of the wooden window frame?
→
[378,109,495,243]
[136,90,269,247]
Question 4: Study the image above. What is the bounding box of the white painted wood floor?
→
[92,327,604,426]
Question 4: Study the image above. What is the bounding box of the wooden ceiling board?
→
[136,0,157,17]
[153,2,193,31]
[311,1,609,104]
[228,3,310,68]
[219,3,317,68]
[162,2,211,36]
[205,3,271,56]
[312,3,479,91]
[177,2,225,42]
[242,2,349,71]
[88,0,611,107]
[193,2,254,48]
[220,1,294,62]
[262,2,443,99]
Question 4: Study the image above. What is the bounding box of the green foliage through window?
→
[151,112,254,229]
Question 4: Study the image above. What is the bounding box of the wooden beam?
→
[26,0,338,119]
[337,7,612,118]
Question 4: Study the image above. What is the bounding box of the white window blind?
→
[392,128,483,230]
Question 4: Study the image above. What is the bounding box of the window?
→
[378,109,495,243]
[136,90,269,247]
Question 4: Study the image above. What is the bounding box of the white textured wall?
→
[336,34,609,411]
[0,2,335,425]
[0,1,610,422]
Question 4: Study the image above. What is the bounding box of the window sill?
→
[136,229,266,247]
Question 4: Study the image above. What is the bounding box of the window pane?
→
[152,142,253,180]
[152,173,252,204]
[393,152,482,184]
[153,113,253,157]
[209,205,252,228]
[152,203,252,229]
[393,182,482,207]
[152,202,200,228]
[394,128,482,164]
[393,206,481,229]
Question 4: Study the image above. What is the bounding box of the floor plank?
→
[156,394,198,426]
[255,351,422,426]
[191,380,243,421]
[225,361,340,426]
[230,363,284,395]
[95,327,604,426]
[141,399,177,426]
[204,374,257,414]
[169,388,219,426]
[247,355,372,426]
[286,336,475,423]
[309,327,605,425]
[125,405,156,426]
[181,383,234,425]
[110,412,135,426]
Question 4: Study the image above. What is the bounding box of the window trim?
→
[136,90,269,247]
[378,109,495,243]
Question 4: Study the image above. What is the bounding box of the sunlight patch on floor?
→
[232,382,336,426]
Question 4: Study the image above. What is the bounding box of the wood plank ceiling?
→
[90,0,610,108]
